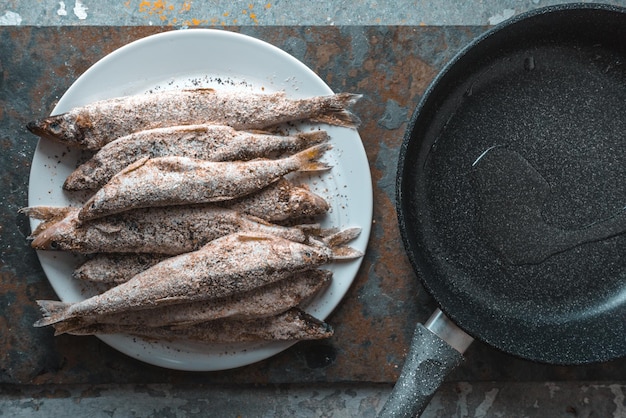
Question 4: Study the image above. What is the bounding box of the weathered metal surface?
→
[3,0,626,26]
[1,381,625,417]
[1,27,625,390]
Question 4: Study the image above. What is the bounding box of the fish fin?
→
[33,300,73,327]
[52,319,83,336]
[310,93,362,128]
[117,156,150,176]
[175,124,214,134]
[183,87,216,94]
[294,143,332,172]
[236,232,277,242]
[295,130,330,146]
[248,129,273,135]
[63,324,104,336]
[154,296,189,304]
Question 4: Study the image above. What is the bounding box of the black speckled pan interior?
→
[397,3,626,364]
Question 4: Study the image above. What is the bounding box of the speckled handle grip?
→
[378,323,464,418]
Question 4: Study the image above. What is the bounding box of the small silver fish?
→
[61,308,334,343]
[34,231,362,327]
[72,225,344,285]
[24,205,312,255]
[79,143,331,221]
[24,177,329,226]
[71,228,360,284]
[63,125,329,191]
[26,88,361,150]
[53,269,332,334]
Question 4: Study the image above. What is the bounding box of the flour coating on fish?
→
[79,143,331,221]
[27,205,312,255]
[26,88,361,150]
[63,125,329,191]
[222,178,329,223]
[63,308,334,343]
[73,254,169,284]
[34,232,362,327]
[54,269,332,334]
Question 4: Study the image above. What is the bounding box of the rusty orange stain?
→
[133,0,272,28]
[137,0,204,26]
[183,17,207,26]
[138,0,151,13]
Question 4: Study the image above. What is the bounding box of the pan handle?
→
[378,309,474,417]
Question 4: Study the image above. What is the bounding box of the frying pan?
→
[380,4,626,416]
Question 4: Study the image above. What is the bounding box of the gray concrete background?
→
[2,0,626,417]
[1,0,625,26]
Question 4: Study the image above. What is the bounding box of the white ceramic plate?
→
[28,29,372,371]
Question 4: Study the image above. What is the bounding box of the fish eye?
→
[49,241,59,250]
[49,121,62,134]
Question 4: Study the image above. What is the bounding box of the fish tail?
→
[19,206,72,222]
[323,227,362,247]
[21,206,75,240]
[311,93,362,128]
[292,309,334,339]
[309,227,363,260]
[294,143,332,172]
[34,300,73,327]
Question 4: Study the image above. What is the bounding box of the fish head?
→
[290,187,330,218]
[26,112,88,146]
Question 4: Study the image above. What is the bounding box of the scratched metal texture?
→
[1,26,625,386]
